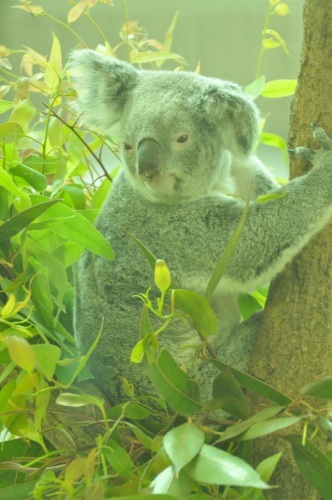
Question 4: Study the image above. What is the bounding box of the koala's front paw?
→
[289,124,332,163]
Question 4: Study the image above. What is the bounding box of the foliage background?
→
[0,0,304,175]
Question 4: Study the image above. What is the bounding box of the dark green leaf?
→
[300,377,332,399]
[107,401,151,420]
[212,369,249,419]
[286,434,332,499]
[0,482,37,500]
[9,163,47,191]
[0,200,60,242]
[173,289,218,337]
[211,358,291,405]
[239,293,263,320]
[205,199,249,300]
[163,422,205,473]
[104,439,134,477]
[186,444,269,488]
[147,348,202,415]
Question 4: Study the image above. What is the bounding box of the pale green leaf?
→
[186,444,269,488]
[238,417,301,441]
[245,75,266,99]
[131,51,186,65]
[30,195,114,260]
[6,336,36,373]
[164,422,204,473]
[32,344,61,381]
[0,100,13,114]
[261,79,297,98]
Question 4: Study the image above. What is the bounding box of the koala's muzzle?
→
[137,139,161,181]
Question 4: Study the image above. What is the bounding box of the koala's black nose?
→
[137,139,161,181]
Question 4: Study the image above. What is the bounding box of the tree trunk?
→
[249,0,332,498]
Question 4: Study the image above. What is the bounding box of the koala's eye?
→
[124,143,133,151]
[177,134,189,144]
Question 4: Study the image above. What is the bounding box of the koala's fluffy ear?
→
[69,50,139,131]
[202,81,260,158]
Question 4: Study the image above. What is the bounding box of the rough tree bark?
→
[249,0,332,498]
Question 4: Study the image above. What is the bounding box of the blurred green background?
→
[0,0,304,175]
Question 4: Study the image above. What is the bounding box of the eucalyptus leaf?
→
[32,344,61,381]
[238,417,300,441]
[211,358,291,405]
[147,348,202,415]
[172,289,218,337]
[212,369,249,419]
[0,199,60,242]
[163,422,205,473]
[286,435,332,499]
[30,195,114,260]
[300,377,332,399]
[186,444,269,488]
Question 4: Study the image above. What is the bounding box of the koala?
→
[70,49,332,408]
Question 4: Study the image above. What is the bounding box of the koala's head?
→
[69,50,260,204]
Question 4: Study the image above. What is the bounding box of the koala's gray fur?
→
[70,49,332,407]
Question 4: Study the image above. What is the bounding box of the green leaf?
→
[6,336,35,373]
[256,452,283,483]
[30,195,114,260]
[44,32,62,89]
[238,417,300,441]
[261,79,297,98]
[0,199,60,242]
[104,439,134,477]
[56,392,105,408]
[211,358,291,406]
[155,11,180,68]
[107,402,151,421]
[172,289,218,337]
[151,466,194,497]
[0,122,24,141]
[205,199,249,300]
[32,344,61,381]
[245,75,266,99]
[186,444,269,488]
[219,406,285,442]
[163,422,205,473]
[9,99,36,130]
[262,29,289,54]
[286,435,332,499]
[147,348,202,415]
[0,100,14,114]
[130,334,158,364]
[239,293,263,320]
[9,162,47,191]
[0,483,37,500]
[212,369,249,419]
[0,164,30,209]
[300,377,332,399]
[131,51,186,65]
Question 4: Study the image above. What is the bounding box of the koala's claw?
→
[311,124,332,151]
[291,146,316,162]
[291,125,332,163]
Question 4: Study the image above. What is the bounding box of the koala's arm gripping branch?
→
[208,165,332,291]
